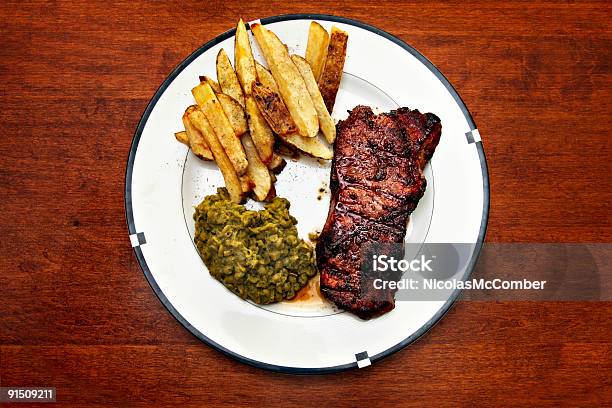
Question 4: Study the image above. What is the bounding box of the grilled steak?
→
[316,105,442,319]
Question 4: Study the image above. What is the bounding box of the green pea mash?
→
[193,188,317,304]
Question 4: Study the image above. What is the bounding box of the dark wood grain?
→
[0,1,610,406]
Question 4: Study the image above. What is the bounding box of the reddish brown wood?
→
[0,1,610,406]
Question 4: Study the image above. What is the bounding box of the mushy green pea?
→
[193,188,318,304]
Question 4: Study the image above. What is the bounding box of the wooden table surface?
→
[1,1,610,406]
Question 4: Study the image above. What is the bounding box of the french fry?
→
[305,22,329,81]
[240,174,253,193]
[217,93,248,136]
[318,26,348,113]
[199,76,222,94]
[291,55,336,144]
[182,106,214,161]
[175,130,215,161]
[281,133,333,160]
[242,133,272,200]
[252,82,297,135]
[245,96,275,165]
[174,131,189,146]
[188,109,244,203]
[192,82,248,175]
[255,61,279,93]
[216,49,245,107]
[251,24,319,138]
[234,19,257,96]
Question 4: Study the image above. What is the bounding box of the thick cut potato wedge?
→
[305,22,329,81]
[234,19,257,96]
[182,106,214,161]
[199,76,222,94]
[245,96,275,164]
[176,129,215,161]
[216,48,245,107]
[291,55,336,144]
[216,93,247,136]
[252,82,297,136]
[251,24,319,138]
[281,133,333,160]
[188,109,244,203]
[192,82,248,175]
[174,130,190,146]
[175,129,214,161]
[318,26,348,113]
[255,61,279,93]
[240,174,253,193]
[241,133,272,201]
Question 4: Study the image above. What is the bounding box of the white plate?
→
[125,14,489,373]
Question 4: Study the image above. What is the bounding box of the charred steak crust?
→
[316,105,442,319]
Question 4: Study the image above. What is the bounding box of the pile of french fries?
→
[174,20,348,203]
